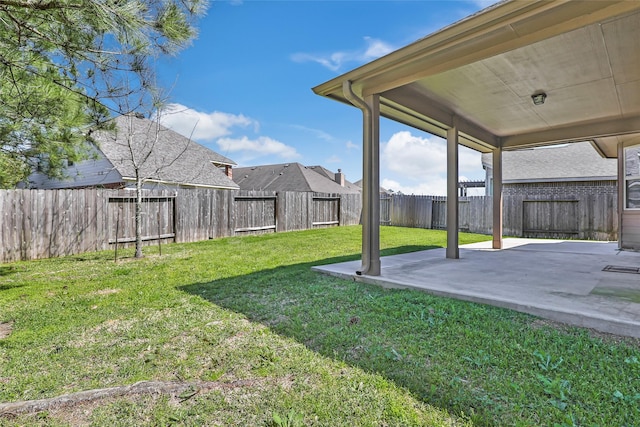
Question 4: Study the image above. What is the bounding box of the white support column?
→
[446,124,459,259]
[492,147,503,249]
[361,94,381,275]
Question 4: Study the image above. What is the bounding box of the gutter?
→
[121,177,239,190]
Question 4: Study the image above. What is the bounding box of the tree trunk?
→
[135,173,143,258]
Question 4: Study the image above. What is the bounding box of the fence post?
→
[276,192,286,232]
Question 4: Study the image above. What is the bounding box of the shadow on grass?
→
[0,266,17,277]
[180,244,505,424]
[0,267,24,291]
[0,283,25,291]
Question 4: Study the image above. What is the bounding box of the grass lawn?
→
[0,226,639,426]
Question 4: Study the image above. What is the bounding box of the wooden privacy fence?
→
[382,193,618,241]
[0,189,362,263]
[2,189,619,263]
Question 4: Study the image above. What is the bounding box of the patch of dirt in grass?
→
[583,328,640,347]
[529,318,574,334]
[67,318,139,349]
[264,315,289,327]
[346,345,365,361]
[530,318,640,347]
[92,288,121,296]
[0,322,13,339]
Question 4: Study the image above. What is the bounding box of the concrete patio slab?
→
[312,238,640,338]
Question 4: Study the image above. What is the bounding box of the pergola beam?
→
[380,87,500,150]
[501,115,640,149]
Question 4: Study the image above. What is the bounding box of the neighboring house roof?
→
[481,142,617,184]
[353,179,392,195]
[306,165,362,193]
[233,163,360,194]
[28,115,239,190]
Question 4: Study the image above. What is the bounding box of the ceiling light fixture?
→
[531,92,547,106]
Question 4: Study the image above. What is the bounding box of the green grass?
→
[0,226,639,426]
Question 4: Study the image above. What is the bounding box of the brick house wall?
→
[502,180,617,198]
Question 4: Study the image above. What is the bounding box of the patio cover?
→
[313,0,640,275]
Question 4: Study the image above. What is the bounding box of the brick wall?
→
[503,180,617,198]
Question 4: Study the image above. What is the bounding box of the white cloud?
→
[158,103,301,163]
[363,36,393,59]
[291,37,395,72]
[382,177,484,196]
[159,103,256,142]
[326,155,341,164]
[382,178,449,196]
[379,131,485,196]
[346,140,359,151]
[381,131,481,179]
[217,136,300,161]
[290,52,343,73]
[289,124,333,141]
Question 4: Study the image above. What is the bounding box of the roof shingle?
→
[481,142,616,183]
[233,163,360,194]
[93,115,238,189]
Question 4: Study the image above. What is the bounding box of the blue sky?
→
[157,0,496,195]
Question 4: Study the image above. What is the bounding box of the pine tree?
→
[0,0,207,187]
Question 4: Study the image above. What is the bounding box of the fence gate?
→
[312,195,340,227]
[522,199,579,238]
[233,194,277,234]
[380,195,391,225]
[108,195,176,245]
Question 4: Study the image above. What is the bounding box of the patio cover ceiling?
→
[312,0,640,158]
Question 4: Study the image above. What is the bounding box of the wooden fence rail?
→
[0,189,362,263]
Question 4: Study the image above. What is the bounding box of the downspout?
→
[342,80,372,276]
